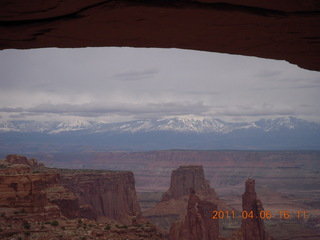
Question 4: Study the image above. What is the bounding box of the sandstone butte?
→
[168,178,274,240]
[0,0,320,71]
[143,165,273,240]
[0,154,163,240]
[144,165,231,233]
[230,178,273,240]
[0,155,302,239]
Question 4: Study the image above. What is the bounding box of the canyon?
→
[1,153,320,239]
[27,150,320,239]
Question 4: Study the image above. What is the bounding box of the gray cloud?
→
[113,68,158,81]
[254,69,282,79]
[0,47,320,123]
[0,101,210,119]
[218,105,295,117]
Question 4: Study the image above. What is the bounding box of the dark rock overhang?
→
[1,0,320,71]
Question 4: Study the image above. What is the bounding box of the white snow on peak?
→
[0,116,316,134]
[49,120,92,134]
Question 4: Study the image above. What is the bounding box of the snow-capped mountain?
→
[49,120,95,134]
[1,116,319,151]
[0,116,318,134]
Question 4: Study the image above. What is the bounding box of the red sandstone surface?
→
[144,165,230,234]
[230,179,273,240]
[0,0,320,71]
[169,188,219,240]
[0,154,163,239]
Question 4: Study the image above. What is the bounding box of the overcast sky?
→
[0,47,319,123]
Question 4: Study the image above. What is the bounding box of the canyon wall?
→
[0,154,141,225]
[61,171,141,224]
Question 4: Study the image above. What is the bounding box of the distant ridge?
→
[0,116,319,134]
[0,117,319,151]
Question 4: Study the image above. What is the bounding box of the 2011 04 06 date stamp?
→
[212,210,307,220]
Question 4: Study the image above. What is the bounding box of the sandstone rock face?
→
[162,165,216,201]
[61,172,141,225]
[0,173,61,220]
[0,0,319,71]
[46,185,80,219]
[169,188,219,240]
[144,165,228,233]
[231,179,273,240]
[0,155,141,225]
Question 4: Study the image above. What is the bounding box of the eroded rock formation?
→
[0,154,141,225]
[144,165,228,233]
[61,171,141,225]
[0,172,62,220]
[231,178,273,240]
[169,188,219,240]
[162,165,216,201]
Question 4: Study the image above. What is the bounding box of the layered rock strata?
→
[162,165,216,201]
[0,154,141,225]
[169,188,219,240]
[231,178,273,240]
[144,165,228,232]
[61,171,141,225]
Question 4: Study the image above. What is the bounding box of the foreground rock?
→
[0,154,163,239]
[0,0,319,71]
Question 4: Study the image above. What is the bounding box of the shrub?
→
[25,231,31,236]
[51,220,59,226]
[104,224,111,230]
[61,226,65,230]
[23,221,31,229]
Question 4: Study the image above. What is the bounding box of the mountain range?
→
[0,116,320,151]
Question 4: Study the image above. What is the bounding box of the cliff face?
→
[144,165,228,232]
[169,188,219,240]
[0,173,61,220]
[61,171,141,225]
[162,165,216,201]
[0,155,141,225]
[0,155,162,240]
[231,179,273,240]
